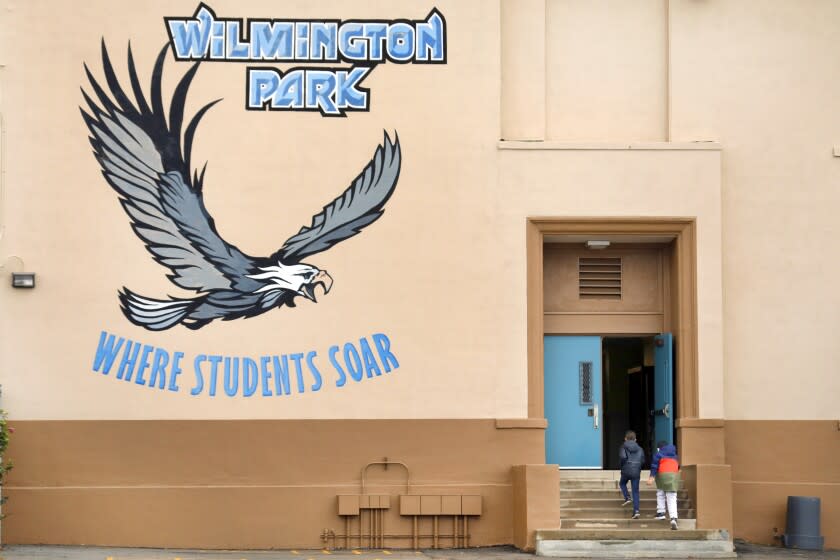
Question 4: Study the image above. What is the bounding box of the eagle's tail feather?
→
[118,288,202,331]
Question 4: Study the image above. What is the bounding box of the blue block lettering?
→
[116,340,140,381]
[250,22,293,59]
[416,10,445,62]
[191,355,206,396]
[134,344,154,386]
[344,343,363,382]
[168,6,214,59]
[210,21,225,59]
[363,23,388,61]
[92,331,124,374]
[242,358,258,397]
[248,69,280,108]
[290,353,305,393]
[224,357,239,396]
[260,356,273,397]
[208,355,222,397]
[330,345,347,387]
[169,351,184,392]
[387,23,415,61]
[307,351,322,391]
[295,22,310,59]
[336,67,370,110]
[373,333,399,372]
[306,71,337,115]
[310,22,338,60]
[273,355,292,396]
[226,21,250,59]
[339,23,366,60]
[359,337,382,378]
[148,347,170,389]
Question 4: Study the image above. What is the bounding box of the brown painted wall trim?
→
[725,420,839,548]
[4,419,545,549]
[726,420,839,483]
[677,418,725,428]
[681,464,733,536]
[496,418,548,429]
[5,485,516,549]
[677,421,726,465]
[512,465,560,550]
[732,482,839,549]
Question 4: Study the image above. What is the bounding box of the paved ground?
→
[0,543,837,560]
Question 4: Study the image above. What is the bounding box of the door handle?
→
[651,403,671,418]
[593,404,599,430]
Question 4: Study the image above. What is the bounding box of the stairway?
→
[536,470,734,558]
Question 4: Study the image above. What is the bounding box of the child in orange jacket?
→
[647,441,680,530]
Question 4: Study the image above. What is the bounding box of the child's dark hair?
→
[625,430,636,441]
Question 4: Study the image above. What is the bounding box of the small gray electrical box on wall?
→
[833,145,840,157]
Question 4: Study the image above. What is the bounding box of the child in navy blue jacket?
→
[618,430,645,519]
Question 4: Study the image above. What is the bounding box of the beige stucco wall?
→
[501,0,839,421]
[545,0,667,141]
[1,0,836,424]
[0,0,512,420]
[668,0,840,420]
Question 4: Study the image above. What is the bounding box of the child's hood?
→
[622,440,642,453]
[658,443,678,457]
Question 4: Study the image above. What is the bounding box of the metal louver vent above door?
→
[578,257,622,299]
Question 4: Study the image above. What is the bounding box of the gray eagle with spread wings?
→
[81,43,401,330]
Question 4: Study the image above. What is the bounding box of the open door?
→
[544,336,602,468]
[653,333,674,445]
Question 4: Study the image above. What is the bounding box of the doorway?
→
[526,218,699,428]
[602,337,654,469]
[544,334,674,468]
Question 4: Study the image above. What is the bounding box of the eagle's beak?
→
[302,271,334,302]
[314,270,334,294]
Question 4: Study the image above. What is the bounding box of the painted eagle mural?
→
[80,43,401,330]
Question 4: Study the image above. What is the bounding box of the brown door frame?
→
[526,217,699,421]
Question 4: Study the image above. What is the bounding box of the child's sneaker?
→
[621,499,632,506]
[670,518,678,530]
[632,511,640,519]
[654,512,667,520]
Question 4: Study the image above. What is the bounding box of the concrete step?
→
[539,528,729,540]
[536,528,735,558]
[560,479,685,490]
[560,508,694,519]
[560,479,630,490]
[558,470,652,480]
[560,498,692,509]
[561,518,697,530]
[562,489,689,499]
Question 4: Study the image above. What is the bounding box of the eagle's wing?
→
[81,42,256,293]
[276,133,401,263]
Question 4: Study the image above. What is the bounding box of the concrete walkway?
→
[0,543,836,560]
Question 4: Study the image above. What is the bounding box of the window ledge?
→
[676,418,725,428]
[496,418,548,429]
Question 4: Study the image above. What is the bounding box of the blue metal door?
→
[544,336,602,468]
[653,333,674,446]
